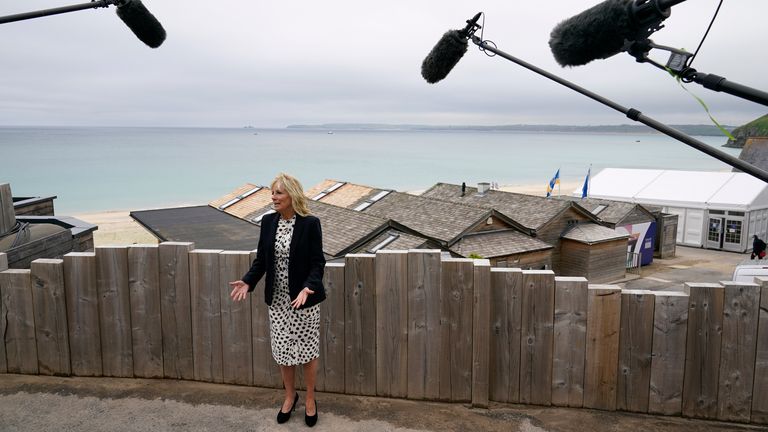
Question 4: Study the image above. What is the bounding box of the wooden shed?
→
[559,223,629,283]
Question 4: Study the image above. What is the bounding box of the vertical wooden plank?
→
[617,289,655,413]
[407,250,441,400]
[682,282,724,419]
[584,284,621,411]
[0,252,8,271]
[219,251,253,386]
[158,242,195,380]
[754,277,768,424]
[31,258,71,376]
[441,258,473,402]
[318,262,345,393]
[0,183,15,234]
[0,270,5,374]
[190,249,224,383]
[472,259,491,408]
[375,251,408,398]
[490,268,523,403]
[249,250,282,389]
[63,252,102,376]
[649,291,689,416]
[128,245,163,378]
[552,276,588,408]
[717,281,760,423]
[344,254,376,396]
[0,269,38,374]
[520,270,555,406]
[96,246,133,377]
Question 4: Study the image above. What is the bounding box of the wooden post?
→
[219,251,253,386]
[63,252,102,376]
[96,246,133,377]
[158,242,195,380]
[717,281,760,423]
[318,262,345,393]
[649,291,689,416]
[248,250,282,389]
[520,270,555,406]
[682,282,724,419]
[375,251,408,398]
[490,268,523,404]
[441,258,473,402]
[0,254,7,373]
[344,253,376,396]
[584,284,622,411]
[0,269,38,374]
[472,259,491,408]
[30,258,71,376]
[753,277,768,424]
[190,249,224,383]
[128,245,163,378]
[0,252,8,271]
[552,276,588,408]
[407,249,441,400]
[0,183,15,235]
[617,289,655,413]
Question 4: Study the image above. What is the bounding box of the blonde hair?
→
[271,172,310,216]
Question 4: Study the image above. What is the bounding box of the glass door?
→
[707,217,724,249]
[724,218,743,252]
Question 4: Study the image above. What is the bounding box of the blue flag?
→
[581,166,591,199]
[546,169,560,198]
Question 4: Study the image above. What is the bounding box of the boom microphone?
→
[421,12,481,84]
[549,0,687,67]
[115,0,166,48]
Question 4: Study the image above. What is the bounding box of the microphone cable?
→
[684,0,724,71]
[0,221,31,248]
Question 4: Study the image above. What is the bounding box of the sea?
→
[0,126,739,215]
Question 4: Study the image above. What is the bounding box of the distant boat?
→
[327,131,334,134]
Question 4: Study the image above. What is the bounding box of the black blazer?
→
[241,212,326,309]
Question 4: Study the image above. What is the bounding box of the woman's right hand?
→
[229,280,249,302]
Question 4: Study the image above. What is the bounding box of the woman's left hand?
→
[291,287,315,309]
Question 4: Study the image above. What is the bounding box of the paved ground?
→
[1,246,763,432]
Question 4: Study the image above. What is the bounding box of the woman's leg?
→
[279,365,296,412]
[303,358,319,414]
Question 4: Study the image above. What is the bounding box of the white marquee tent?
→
[574,168,768,252]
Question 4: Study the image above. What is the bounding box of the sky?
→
[0,0,766,128]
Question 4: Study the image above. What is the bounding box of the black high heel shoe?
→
[305,400,318,427]
[277,392,299,424]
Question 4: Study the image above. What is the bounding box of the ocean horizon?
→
[1,126,738,215]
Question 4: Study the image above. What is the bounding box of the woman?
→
[229,173,326,427]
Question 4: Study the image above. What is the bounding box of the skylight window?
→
[251,209,275,223]
[592,205,607,215]
[354,202,372,211]
[219,186,262,210]
[369,233,399,253]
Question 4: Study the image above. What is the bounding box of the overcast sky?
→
[0,0,765,128]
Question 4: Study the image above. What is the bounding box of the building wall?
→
[491,249,552,270]
[655,213,678,259]
[13,198,55,216]
[536,207,593,273]
[559,238,628,283]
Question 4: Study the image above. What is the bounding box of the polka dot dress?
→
[268,215,321,366]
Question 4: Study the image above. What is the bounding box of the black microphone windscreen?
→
[549,0,633,67]
[116,0,166,48]
[421,30,468,84]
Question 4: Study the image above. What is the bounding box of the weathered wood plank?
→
[0,269,38,374]
[472,259,491,408]
[407,250,441,400]
[552,276,588,408]
[717,281,760,423]
[441,258,473,402]
[584,284,622,411]
[0,183,15,234]
[520,270,555,406]
[63,252,102,376]
[30,258,70,376]
[490,268,523,403]
[96,246,133,377]
[682,282,724,420]
[0,271,6,373]
[617,289,655,413]
[754,277,768,424]
[0,252,8,271]
[249,250,282,389]
[375,251,408,398]
[158,242,195,380]
[128,245,163,378]
[219,251,253,386]
[318,262,345,393]
[344,254,376,396]
[190,249,224,383]
[649,291,689,416]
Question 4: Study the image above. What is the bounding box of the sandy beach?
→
[73,181,584,247]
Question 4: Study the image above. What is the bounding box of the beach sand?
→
[74,181,583,247]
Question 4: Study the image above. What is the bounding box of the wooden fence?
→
[1,246,768,425]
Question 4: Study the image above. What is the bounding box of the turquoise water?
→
[0,126,738,214]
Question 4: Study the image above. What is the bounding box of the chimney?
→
[476,182,490,196]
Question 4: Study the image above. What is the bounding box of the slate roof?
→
[570,197,654,225]
[354,229,431,254]
[130,205,260,250]
[422,183,584,231]
[307,179,391,210]
[451,230,553,258]
[561,223,629,245]
[208,183,272,219]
